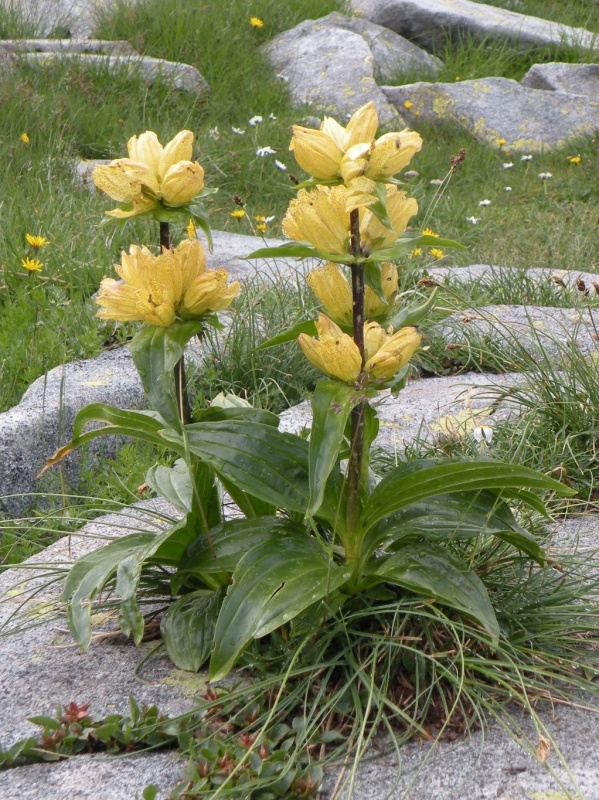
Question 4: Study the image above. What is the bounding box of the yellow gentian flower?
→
[282,185,350,255]
[307,262,398,323]
[92,130,205,219]
[360,186,418,255]
[95,239,239,327]
[298,315,420,384]
[365,325,421,381]
[289,101,379,180]
[298,314,362,382]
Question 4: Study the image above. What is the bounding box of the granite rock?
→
[522,61,599,102]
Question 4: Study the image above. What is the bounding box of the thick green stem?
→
[346,209,365,549]
[159,221,192,425]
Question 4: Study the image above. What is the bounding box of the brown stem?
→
[159,221,191,425]
[346,209,365,540]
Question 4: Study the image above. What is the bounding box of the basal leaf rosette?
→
[282,183,418,261]
[298,313,421,385]
[95,238,240,327]
[307,262,398,325]
[289,100,422,211]
[92,130,207,221]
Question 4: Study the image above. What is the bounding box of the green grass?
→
[0,0,597,519]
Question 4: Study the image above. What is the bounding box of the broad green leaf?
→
[365,491,546,564]
[178,516,310,575]
[116,554,145,641]
[386,288,438,331]
[210,532,352,680]
[218,475,276,519]
[161,421,345,530]
[363,260,386,303]
[161,588,224,671]
[41,404,178,475]
[246,242,357,265]
[191,405,279,427]
[256,319,318,351]
[367,181,393,232]
[62,533,155,649]
[367,543,500,643]
[130,320,204,430]
[146,458,193,514]
[363,458,576,529]
[308,381,357,517]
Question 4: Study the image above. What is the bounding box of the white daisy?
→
[232,127,245,135]
[256,146,276,157]
[274,160,287,171]
[478,199,491,206]
[466,216,480,224]
[249,115,263,126]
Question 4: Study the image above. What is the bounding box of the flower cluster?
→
[282,102,423,385]
[92,130,205,219]
[96,238,239,327]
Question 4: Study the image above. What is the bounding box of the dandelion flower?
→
[274,159,287,171]
[21,257,42,271]
[25,234,49,249]
[403,100,414,110]
[478,199,491,206]
[250,16,264,28]
[409,248,422,258]
[497,138,507,147]
[256,223,267,233]
[20,132,29,144]
[430,248,445,259]
[422,227,439,238]
[249,115,263,126]
[230,209,246,219]
[568,155,581,165]
[256,146,276,157]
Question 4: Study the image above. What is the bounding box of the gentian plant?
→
[44,104,574,683]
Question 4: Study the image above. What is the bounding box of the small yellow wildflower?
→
[255,215,266,223]
[20,132,30,144]
[430,248,445,259]
[25,233,49,249]
[497,138,507,147]
[568,155,581,165]
[187,219,196,239]
[422,228,439,238]
[22,257,43,272]
[250,16,264,28]
[257,223,267,233]
[455,76,461,81]
[230,209,246,219]
[403,100,414,110]
[409,248,422,258]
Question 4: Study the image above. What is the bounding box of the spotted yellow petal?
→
[160,161,205,205]
[290,126,344,179]
[306,262,353,324]
[159,130,194,178]
[365,326,421,381]
[345,101,379,148]
[298,314,361,383]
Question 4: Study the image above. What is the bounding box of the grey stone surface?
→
[265,14,405,126]
[0,347,145,516]
[0,0,114,39]
[435,304,599,360]
[200,229,308,282]
[429,263,599,294]
[280,372,525,455]
[11,52,209,95]
[350,0,597,52]
[382,78,599,151]
[0,752,187,800]
[522,62,599,102]
[0,38,135,55]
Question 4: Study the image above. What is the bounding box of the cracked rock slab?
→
[382,78,599,151]
[522,62,599,103]
[429,263,599,295]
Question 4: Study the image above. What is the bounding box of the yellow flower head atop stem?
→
[307,262,398,324]
[95,238,240,327]
[92,130,205,219]
[283,183,418,258]
[298,314,421,384]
